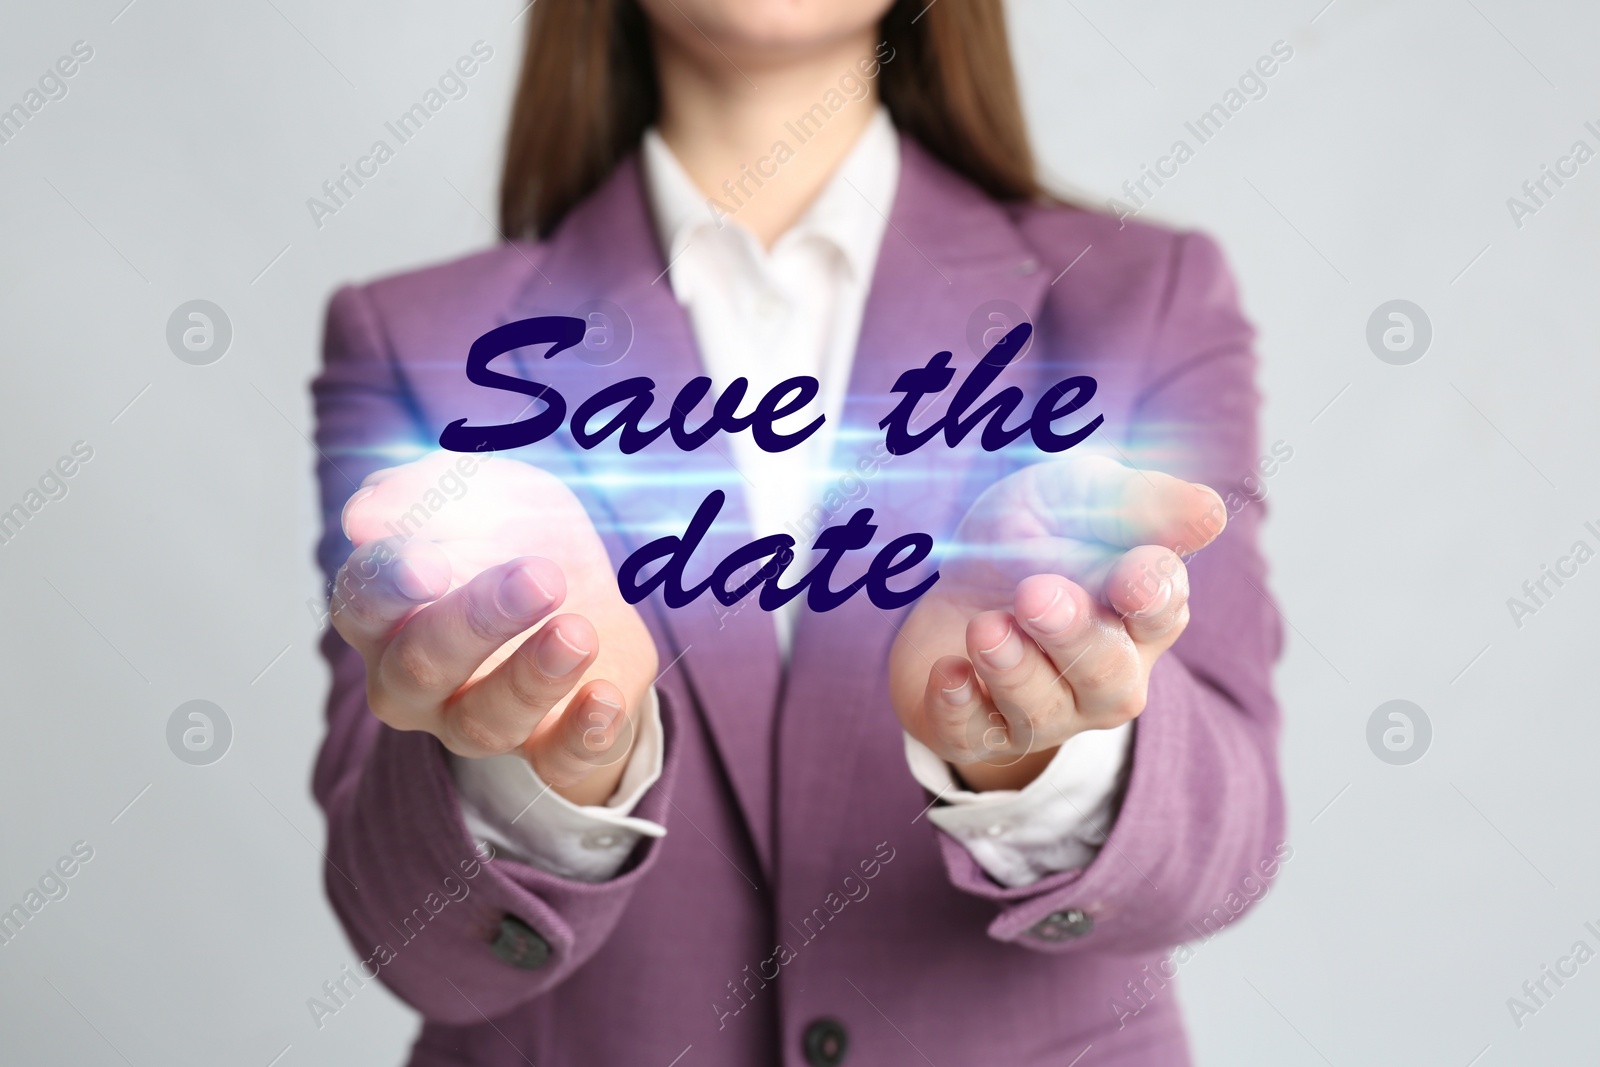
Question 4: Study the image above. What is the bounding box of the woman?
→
[311,1,1285,1064]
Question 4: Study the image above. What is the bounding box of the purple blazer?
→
[311,134,1284,1067]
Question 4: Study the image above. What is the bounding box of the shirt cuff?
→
[449,687,668,883]
[903,721,1134,888]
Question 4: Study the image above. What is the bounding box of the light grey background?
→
[2,1,1595,1064]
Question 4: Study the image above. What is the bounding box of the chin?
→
[639,0,895,59]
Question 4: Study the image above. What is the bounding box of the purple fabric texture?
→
[309,135,1285,1067]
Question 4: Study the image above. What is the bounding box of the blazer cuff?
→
[451,688,668,883]
[903,723,1132,887]
[931,655,1285,956]
[317,651,682,1024]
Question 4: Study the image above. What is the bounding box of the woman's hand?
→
[889,455,1227,792]
[330,452,659,806]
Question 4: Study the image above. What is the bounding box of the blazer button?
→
[802,1018,848,1066]
[490,915,552,970]
[1031,908,1095,941]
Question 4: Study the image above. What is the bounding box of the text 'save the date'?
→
[439,316,1104,613]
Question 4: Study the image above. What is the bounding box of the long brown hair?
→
[499,0,1044,239]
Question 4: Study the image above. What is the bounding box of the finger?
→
[442,613,599,757]
[1104,546,1192,650]
[1029,454,1227,553]
[1012,574,1145,725]
[998,540,1192,610]
[341,457,486,546]
[359,450,474,490]
[374,556,566,722]
[341,485,380,540]
[523,679,635,791]
[341,453,575,546]
[329,537,453,656]
[360,465,402,488]
[911,656,1006,764]
[965,611,1077,755]
[943,534,1122,602]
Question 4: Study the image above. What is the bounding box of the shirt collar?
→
[641,105,899,301]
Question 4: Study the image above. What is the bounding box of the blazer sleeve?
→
[936,231,1288,954]
[309,283,679,1023]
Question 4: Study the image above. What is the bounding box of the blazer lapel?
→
[775,135,1053,897]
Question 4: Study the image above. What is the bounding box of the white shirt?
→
[452,108,1132,888]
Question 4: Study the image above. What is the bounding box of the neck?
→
[652,31,883,247]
